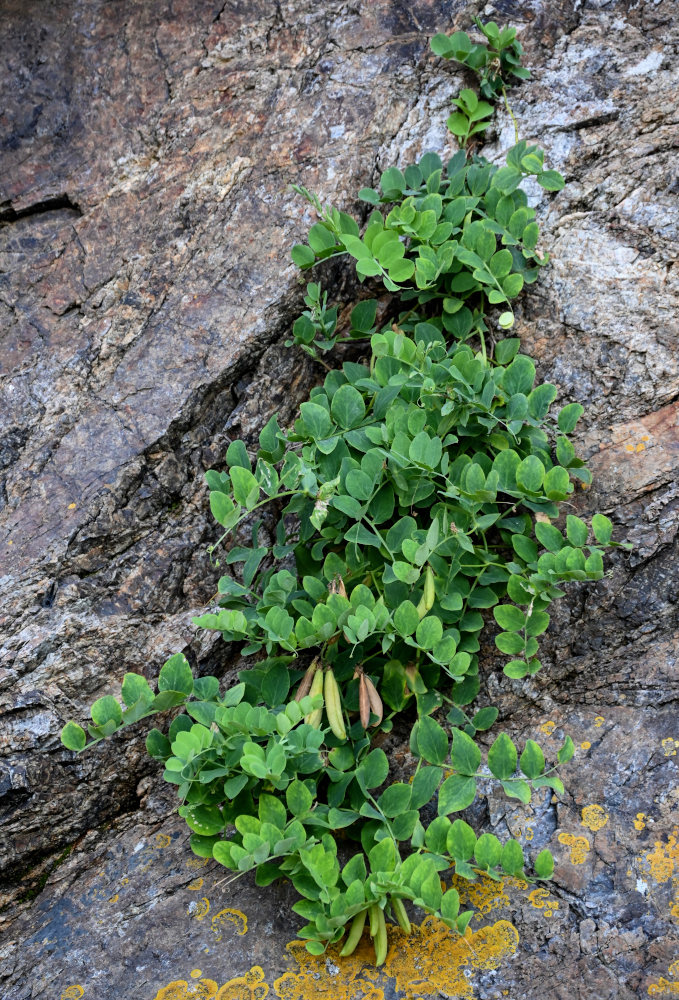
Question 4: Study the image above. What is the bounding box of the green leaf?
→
[146,728,171,759]
[300,401,333,439]
[410,766,443,809]
[158,654,194,696]
[501,779,532,803]
[380,167,406,196]
[537,170,565,192]
[291,244,316,268]
[557,403,584,433]
[417,715,449,766]
[471,706,498,731]
[516,454,544,493]
[566,515,588,548]
[357,748,389,790]
[416,616,443,650]
[495,632,525,655]
[331,384,366,428]
[535,522,564,553]
[544,466,570,500]
[519,739,545,779]
[489,249,513,279]
[450,729,481,775]
[61,721,87,751]
[503,660,528,679]
[591,513,613,544]
[210,491,238,528]
[501,839,525,875]
[226,439,251,471]
[534,848,554,879]
[91,696,122,728]
[230,466,260,509]
[558,735,575,764]
[475,833,502,869]
[487,732,517,780]
[446,819,476,860]
[503,355,535,395]
[438,774,477,814]
[495,338,520,364]
[394,600,420,636]
[493,605,526,631]
[378,782,412,817]
[121,673,153,708]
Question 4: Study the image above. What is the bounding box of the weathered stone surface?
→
[0,0,677,997]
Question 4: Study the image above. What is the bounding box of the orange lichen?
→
[216,966,269,1000]
[211,908,248,940]
[648,978,679,996]
[643,830,679,884]
[155,979,219,999]
[187,857,209,870]
[634,813,648,831]
[274,938,383,1000]
[456,875,510,917]
[528,888,558,918]
[581,805,609,832]
[156,914,520,1000]
[558,832,590,864]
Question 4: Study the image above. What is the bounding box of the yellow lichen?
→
[648,978,679,996]
[527,888,558,918]
[539,721,555,736]
[580,741,591,750]
[457,875,510,916]
[643,831,679,884]
[661,739,679,757]
[558,832,590,864]
[155,979,219,999]
[156,914,520,1000]
[634,813,647,831]
[581,805,609,832]
[211,908,248,940]
[61,989,85,1000]
[216,967,269,1000]
[188,878,205,891]
[190,897,211,921]
[593,716,605,728]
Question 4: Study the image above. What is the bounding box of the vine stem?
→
[501,85,519,144]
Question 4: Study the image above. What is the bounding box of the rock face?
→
[1,1,677,997]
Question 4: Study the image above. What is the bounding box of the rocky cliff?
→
[1,1,677,997]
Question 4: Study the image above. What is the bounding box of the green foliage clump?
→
[61,23,627,966]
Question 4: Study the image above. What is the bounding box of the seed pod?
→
[423,565,436,611]
[336,575,347,599]
[363,675,383,726]
[295,657,319,702]
[358,674,370,729]
[304,667,325,728]
[323,667,347,740]
[416,593,428,620]
[368,903,380,938]
[391,897,411,935]
[339,908,366,957]
[373,905,388,966]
